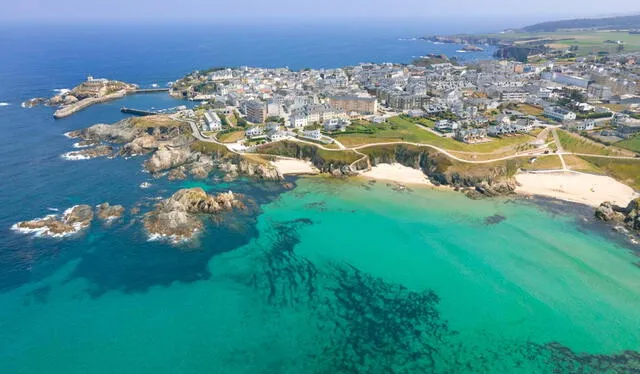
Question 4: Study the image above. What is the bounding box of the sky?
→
[4,0,640,26]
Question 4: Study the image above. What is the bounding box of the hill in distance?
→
[523,14,640,32]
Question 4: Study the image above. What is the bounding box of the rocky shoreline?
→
[595,198,640,243]
[64,115,283,182]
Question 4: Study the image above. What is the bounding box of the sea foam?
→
[61,152,90,161]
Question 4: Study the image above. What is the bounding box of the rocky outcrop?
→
[120,134,158,156]
[22,98,47,108]
[63,95,79,105]
[96,203,125,221]
[12,205,94,237]
[144,146,196,173]
[67,119,140,144]
[596,198,640,230]
[62,145,114,160]
[167,167,187,181]
[217,157,283,181]
[143,188,245,242]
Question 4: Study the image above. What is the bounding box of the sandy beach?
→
[271,159,319,175]
[515,171,638,207]
[360,163,433,186]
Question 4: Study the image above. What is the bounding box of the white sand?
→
[515,172,638,207]
[360,163,433,186]
[271,159,319,175]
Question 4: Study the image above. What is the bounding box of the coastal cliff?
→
[361,144,517,197]
[254,141,361,176]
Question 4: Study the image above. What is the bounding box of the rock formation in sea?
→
[96,203,125,221]
[12,205,94,237]
[62,145,114,160]
[143,188,246,242]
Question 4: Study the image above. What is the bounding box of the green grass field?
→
[217,130,245,143]
[334,116,535,153]
[475,30,640,56]
[579,156,640,190]
[557,129,629,156]
[616,135,640,154]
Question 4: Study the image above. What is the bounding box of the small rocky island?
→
[12,202,124,238]
[23,76,138,118]
[461,45,484,52]
[144,188,246,242]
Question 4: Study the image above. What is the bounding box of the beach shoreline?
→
[270,158,319,176]
[515,171,638,208]
[357,163,638,208]
[358,163,436,187]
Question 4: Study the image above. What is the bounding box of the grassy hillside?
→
[522,15,640,32]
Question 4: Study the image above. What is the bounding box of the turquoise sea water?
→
[2,178,640,373]
[1,23,640,373]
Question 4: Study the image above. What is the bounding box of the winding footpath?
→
[179,118,639,168]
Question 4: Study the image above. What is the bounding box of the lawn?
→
[190,140,231,157]
[477,30,640,56]
[556,129,630,156]
[563,155,604,174]
[217,130,245,143]
[516,104,544,117]
[131,115,183,128]
[522,155,564,171]
[579,156,640,190]
[616,135,640,154]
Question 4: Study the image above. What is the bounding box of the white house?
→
[544,106,577,122]
[302,129,322,139]
[435,119,459,132]
[324,118,350,132]
[204,110,222,131]
[245,126,264,139]
[573,119,596,131]
[267,131,288,141]
[288,114,308,128]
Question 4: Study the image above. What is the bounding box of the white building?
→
[544,106,577,122]
[288,114,308,128]
[324,118,350,132]
[204,110,222,131]
[541,72,589,88]
[302,129,322,139]
[435,120,459,132]
[245,126,264,138]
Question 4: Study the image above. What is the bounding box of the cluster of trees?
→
[234,112,247,127]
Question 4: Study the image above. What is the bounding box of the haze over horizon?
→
[5,0,640,27]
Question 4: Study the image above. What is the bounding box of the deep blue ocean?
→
[2,22,640,373]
